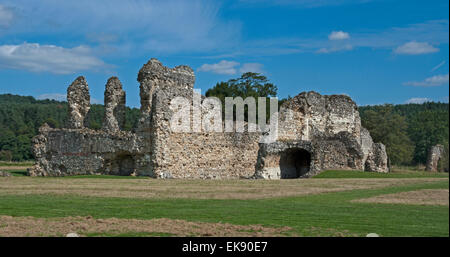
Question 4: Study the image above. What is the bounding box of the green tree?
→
[205,72,278,121]
[0,94,142,160]
[361,105,415,165]
[206,72,277,100]
[408,110,449,164]
[0,150,12,162]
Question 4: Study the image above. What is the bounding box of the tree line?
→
[0,73,448,168]
[0,94,139,161]
[359,102,449,166]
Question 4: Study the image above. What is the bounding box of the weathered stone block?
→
[66,76,90,129]
[426,144,445,172]
[103,77,126,132]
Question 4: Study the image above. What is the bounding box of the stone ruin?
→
[426,144,445,172]
[29,58,389,178]
[254,92,389,178]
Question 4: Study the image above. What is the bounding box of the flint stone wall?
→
[143,59,260,179]
[30,58,389,178]
[29,124,152,177]
[426,144,444,172]
[66,76,90,129]
[255,91,389,178]
[103,77,126,132]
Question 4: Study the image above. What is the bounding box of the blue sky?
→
[0,0,448,107]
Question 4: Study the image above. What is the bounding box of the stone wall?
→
[29,76,152,177]
[30,59,260,179]
[426,144,444,172]
[142,59,260,179]
[29,124,152,177]
[255,91,389,178]
[278,91,361,141]
[30,58,390,179]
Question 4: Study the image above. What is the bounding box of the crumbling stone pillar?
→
[426,144,444,172]
[66,76,90,129]
[136,58,195,132]
[365,143,389,173]
[103,77,126,132]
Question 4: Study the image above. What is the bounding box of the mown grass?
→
[1,170,28,177]
[84,231,175,237]
[5,168,448,179]
[314,170,449,179]
[0,170,147,179]
[0,179,447,237]
[0,161,33,167]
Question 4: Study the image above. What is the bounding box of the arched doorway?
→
[104,153,135,176]
[280,148,311,178]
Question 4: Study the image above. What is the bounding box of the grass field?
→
[0,167,448,237]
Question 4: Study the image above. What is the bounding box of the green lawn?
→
[0,179,448,237]
[0,161,34,167]
[313,170,449,179]
[5,168,448,179]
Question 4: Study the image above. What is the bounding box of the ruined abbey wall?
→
[254,91,388,179]
[139,59,260,179]
[30,58,389,179]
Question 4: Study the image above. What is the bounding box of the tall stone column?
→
[426,144,444,172]
[103,77,126,132]
[136,58,195,132]
[66,76,90,129]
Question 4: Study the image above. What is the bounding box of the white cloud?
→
[0,43,106,74]
[431,60,446,72]
[37,93,102,104]
[216,20,448,58]
[317,44,353,53]
[403,73,449,87]
[239,63,264,74]
[394,41,439,55]
[0,4,15,27]
[329,31,350,40]
[198,60,265,75]
[405,98,431,104]
[37,93,67,101]
[239,0,375,8]
[90,98,103,104]
[198,60,240,75]
[1,0,240,54]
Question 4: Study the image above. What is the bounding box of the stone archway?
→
[104,153,135,176]
[280,148,311,178]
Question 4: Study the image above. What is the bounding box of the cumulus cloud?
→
[37,93,102,104]
[198,60,265,75]
[37,93,67,101]
[0,43,106,74]
[317,44,353,53]
[405,97,431,104]
[328,31,350,40]
[198,60,240,75]
[239,63,264,74]
[239,0,375,8]
[0,4,15,27]
[394,41,439,55]
[403,73,449,87]
[1,0,240,54]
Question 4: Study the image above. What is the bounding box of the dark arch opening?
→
[105,153,135,176]
[280,149,311,179]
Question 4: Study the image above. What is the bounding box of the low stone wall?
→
[29,125,152,177]
[152,131,260,179]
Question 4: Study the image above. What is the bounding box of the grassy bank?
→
[0,177,448,236]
